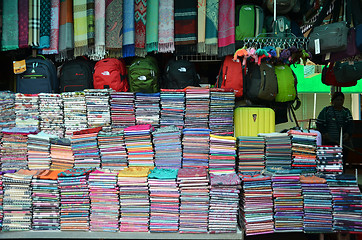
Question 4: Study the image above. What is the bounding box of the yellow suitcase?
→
[234,107,275,137]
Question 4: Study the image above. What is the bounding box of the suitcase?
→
[234,107,275,137]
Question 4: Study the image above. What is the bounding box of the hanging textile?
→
[59,0,74,60]
[205,0,218,55]
[1,0,19,51]
[217,0,234,57]
[42,0,60,55]
[105,0,123,57]
[135,0,147,57]
[73,0,88,57]
[87,0,95,49]
[145,0,158,53]
[39,0,51,49]
[158,0,174,53]
[29,0,40,47]
[123,0,135,57]
[174,0,197,54]
[0,0,2,50]
[197,0,206,53]
[18,0,29,49]
[92,0,105,59]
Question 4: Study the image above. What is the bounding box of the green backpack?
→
[235,5,264,46]
[274,64,297,102]
[128,56,159,93]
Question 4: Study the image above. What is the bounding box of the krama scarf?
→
[174,0,197,54]
[105,0,123,58]
[18,0,29,48]
[158,0,174,53]
[197,0,206,53]
[135,0,147,57]
[29,0,40,47]
[73,0,88,56]
[58,0,74,60]
[145,0,158,52]
[122,0,135,57]
[2,0,18,51]
[218,0,234,57]
[87,0,95,49]
[92,0,105,59]
[205,0,218,55]
[42,0,60,55]
[39,0,51,49]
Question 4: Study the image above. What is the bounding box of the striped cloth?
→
[29,0,41,47]
[73,0,88,56]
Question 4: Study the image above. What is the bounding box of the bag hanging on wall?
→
[334,61,362,83]
[321,62,357,87]
[274,64,297,103]
[129,56,160,93]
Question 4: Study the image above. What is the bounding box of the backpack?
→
[274,64,297,102]
[245,62,278,102]
[128,56,160,93]
[162,59,200,89]
[265,16,292,37]
[16,56,58,94]
[216,55,245,98]
[59,58,94,92]
[266,0,297,14]
[93,58,129,92]
[235,5,264,44]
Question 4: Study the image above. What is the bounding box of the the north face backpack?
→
[162,59,200,89]
[93,58,129,92]
[245,62,278,102]
[128,56,160,93]
[274,64,297,102]
[216,55,245,98]
[235,4,264,46]
[59,58,94,92]
[16,56,59,94]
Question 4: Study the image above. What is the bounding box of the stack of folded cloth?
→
[38,93,64,138]
[209,134,237,175]
[237,136,266,174]
[27,132,55,170]
[160,89,185,129]
[0,91,16,131]
[182,128,211,169]
[98,130,128,170]
[135,93,161,128]
[110,92,136,131]
[84,89,112,128]
[49,137,74,170]
[15,93,39,129]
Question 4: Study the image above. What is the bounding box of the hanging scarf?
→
[205,0,218,55]
[58,0,74,60]
[158,0,174,53]
[105,0,123,58]
[197,0,206,53]
[122,0,135,57]
[18,0,29,48]
[135,0,147,57]
[91,0,105,59]
[42,0,60,55]
[0,0,2,50]
[146,0,158,53]
[87,0,95,49]
[73,0,88,56]
[218,0,234,57]
[174,0,197,54]
[1,0,18,51]
[28,0,40,47]
[39,0,51,49]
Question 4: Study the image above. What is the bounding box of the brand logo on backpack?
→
[253,114,257,122]
[178,67,187,73]
[101,71,110,76]
[75,73,84,76]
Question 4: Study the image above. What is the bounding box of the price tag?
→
[314,39,320,55]
[13,60,26,74]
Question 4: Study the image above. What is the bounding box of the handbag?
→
[330,27,359,62]
[321,63,357,87]
[334,61,362,83]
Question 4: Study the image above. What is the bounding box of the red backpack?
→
[216,55,246,98]
[93,58,129,92]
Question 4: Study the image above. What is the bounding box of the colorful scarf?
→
[39,0,51,49]
[135,0,147,57]
[145,0,158,52]
[73,0,88,56]
[18,0,29,48]
[29,0,40,47]
[122,0,135,57]
[158,0,174,53]
[205,0,218,55]
[58,0,74,60]
[197,0,206,53]
[218,0,234,57]
[105,0,123,57]
[87,0,95,49]
[42,0,60,55]
[92,0,105,59]
[0,0,2,50]
[1,0,19,51]
[174,0,197,54]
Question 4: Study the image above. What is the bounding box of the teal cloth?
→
[146,0,159,52]
[1,0,19,51]
[148,167,178,179]
[205,0,218,55]
[39,0,51,49]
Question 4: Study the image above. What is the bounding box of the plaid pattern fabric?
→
[29,0,41,47]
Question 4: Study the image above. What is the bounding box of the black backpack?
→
[162,59,200,89]
[59,58,95,92]
[16,57,59,94]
